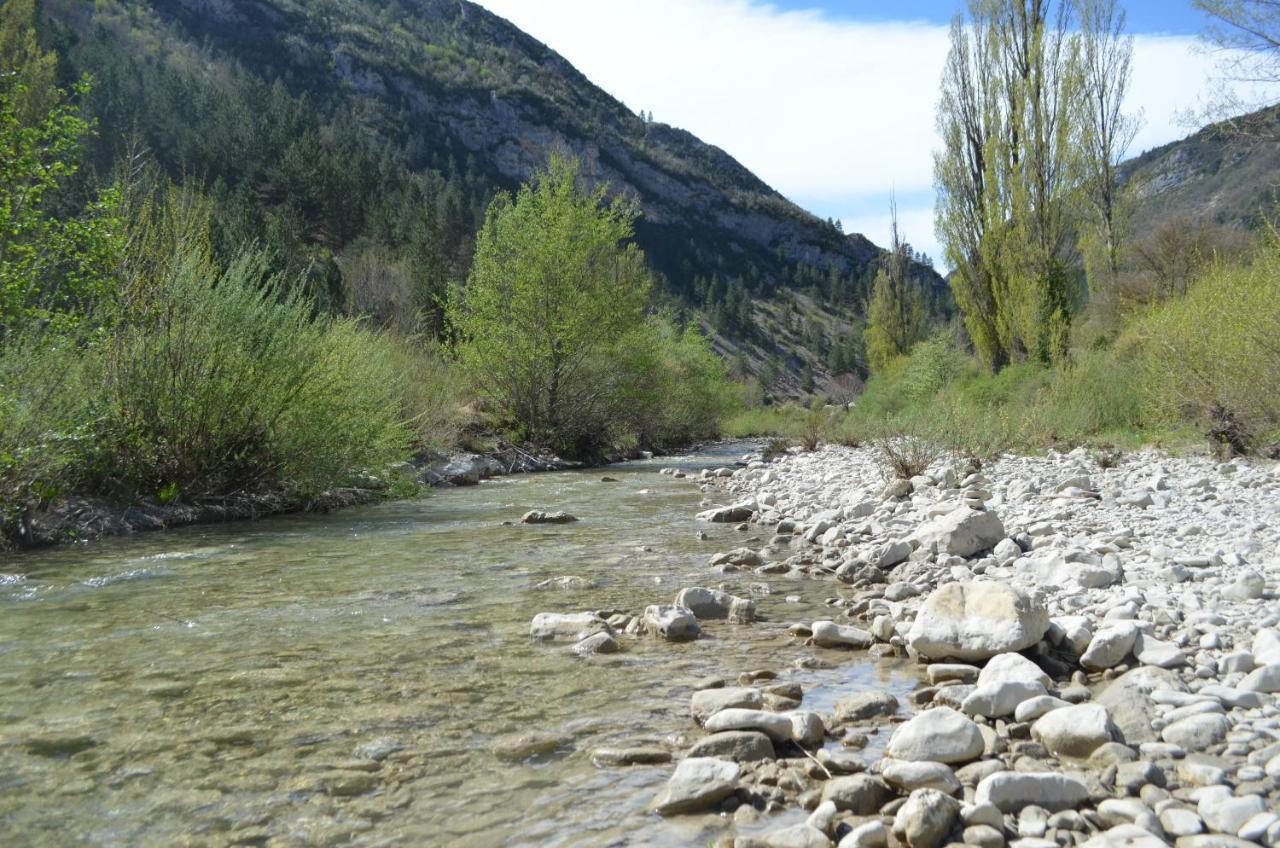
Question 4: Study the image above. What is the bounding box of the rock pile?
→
[626,444,1280,847]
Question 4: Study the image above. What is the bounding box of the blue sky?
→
[766,1,1211,34]
[476,0,1264,268]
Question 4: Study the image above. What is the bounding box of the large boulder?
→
[674,587,756,622]
[906,582,1050,662]
[886,707,985,764]
[974,771,1090,813]
[651,757,740,815]
[913,508,1006,558]
[1031,704,1115,758]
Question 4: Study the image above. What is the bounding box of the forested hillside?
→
[38,0,949,393]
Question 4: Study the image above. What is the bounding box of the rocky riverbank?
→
[541,443,1280,848]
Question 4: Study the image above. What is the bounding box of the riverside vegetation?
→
[0,1,733,549]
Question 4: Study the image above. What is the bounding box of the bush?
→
[1135,240,1280,451]
[90,250,411,499]
[0,331,95,530]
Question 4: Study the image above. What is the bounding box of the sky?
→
[471,0,1267,267]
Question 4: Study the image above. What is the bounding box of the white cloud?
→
[473,0,1271,267]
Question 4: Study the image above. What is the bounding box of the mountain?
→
[1121,104,1280,235]
[39,0,949,396]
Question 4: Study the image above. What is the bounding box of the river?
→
[0,442,920,847]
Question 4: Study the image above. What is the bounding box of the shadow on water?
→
[0,442,921,847]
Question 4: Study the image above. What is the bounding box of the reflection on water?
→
[0,444,919,847]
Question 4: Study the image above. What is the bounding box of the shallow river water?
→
[0,443,920,847]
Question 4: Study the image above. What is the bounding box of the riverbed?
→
[0,443,918,847]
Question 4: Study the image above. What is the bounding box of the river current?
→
[0,443,919,847]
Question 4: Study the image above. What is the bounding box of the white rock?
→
[974,771,1090,813]
[1081,622,1140,671]
[812,620,874,649]
[962,680,1047,718]
[704,708,796,742]
[674,587,755,622]
[880,759,961,795]
[893,788,961,848]
[530,612,609,641]
[1031,704,1115,758]
[1160,713,1230,751]
[1198,793,1265,836]
[906,582,1050,662]
[978,652,1053,689]
[886,707,985,764]
[642,604,700,641]
[1238,663,1280,693]
[913,508,1006,558]
[1079,824,1168,848]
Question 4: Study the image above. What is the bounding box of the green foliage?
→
[0,3,122,337]
[1134,237,1280,449]
[449,155,647,456]
[91,251,411,498]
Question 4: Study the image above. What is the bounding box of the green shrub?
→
[1135,241,1280,451]
[0,331,96,530]
[90,250,411,499]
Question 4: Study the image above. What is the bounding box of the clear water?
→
[0,443,920,847]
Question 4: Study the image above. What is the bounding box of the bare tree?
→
[1076,0,1140,290]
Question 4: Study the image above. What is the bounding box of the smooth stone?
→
[928,664,981,685]
[1197,794,1265,836]
[1161,714,1231,752]
[974,771,1090,813]
[1238,663,1280,694]
[591,746,671,766]
[839,820,888,848]
[1015,696,1071,723]
[1159,808,1205,838]
[573,631,621,655]
[913,507,1006,558]
[691,687,764,723]
[688,731,776,762]
[1097,666,1189,745]
[530,611,608,641]
[962,680,1047,718]
[812,620,875,649]
[835,691,900,722]
[887,707,985,764]
[675,587,756,622]
[521,510,578,524]
[763,824,835,848]
[1031,704,1115,759]
[978,653,1053,689]
[881,759,962,795]
[1082,622,1139,671]
[1080,825,1169,848]
[652,757,740,816]
[704,708,794,742]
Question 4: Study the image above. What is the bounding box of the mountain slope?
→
[41,0,948,395]
[1121,105,1280,234]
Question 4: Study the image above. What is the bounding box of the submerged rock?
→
[521,510,578,524]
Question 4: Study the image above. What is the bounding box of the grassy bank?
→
[726,236,1280,459]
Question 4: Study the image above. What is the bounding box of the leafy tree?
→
[448,154,651,454]
[0,0,121,337]
[936,0,1093,367]
[865,200,925,371]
